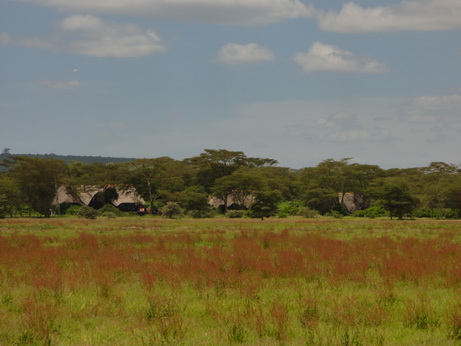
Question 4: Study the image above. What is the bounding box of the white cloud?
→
[39,79,81,89]
[17,0,313,26]
[326,129,372,142]
[401,94,461,123]
[316,0,461,33]
[60,15,165,57]
[9,15,165,58]
[294,41,387,74]
[216,43,275,65]
[312,112,374,142]
[0,32,10,45]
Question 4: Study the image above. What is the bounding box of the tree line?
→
[1,149,460,219]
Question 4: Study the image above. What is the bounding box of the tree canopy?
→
[1,150,461,219]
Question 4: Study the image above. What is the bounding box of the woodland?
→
[1,149,460,220]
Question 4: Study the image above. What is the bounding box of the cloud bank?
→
[16,0,314,26]
[39,79,81,89]
[294,42,387,73]
[217,43,275,65]
[4,15,165,58]
[316,0,461,33]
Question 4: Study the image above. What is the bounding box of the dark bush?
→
[77,205,98,219]
[226,210,245,218]
[352,206,386,218]
[98,204,122,217]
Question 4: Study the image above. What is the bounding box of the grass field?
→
[1,217,461,345]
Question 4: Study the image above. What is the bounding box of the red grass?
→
[1,230,461,298]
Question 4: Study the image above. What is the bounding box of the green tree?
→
[255,166,297,201]
[443,177,461,212]
[297,159,383,214]
[0,174,21,217]
[380,179,419,219]
[6,157,68,217]
[126,157,174,214]
[211,168,264,211]
[417,162,460,212]
[178,186,213,218]
[301,186,340,215]
[247,190,282,220]
[185,149,248,192]
[185,149,277,193]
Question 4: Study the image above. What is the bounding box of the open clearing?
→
[1,217,461,344]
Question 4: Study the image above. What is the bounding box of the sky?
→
[1,0,461,169]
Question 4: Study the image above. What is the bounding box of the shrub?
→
[413,208,460,219]
[276,201,303,218]
[61,204,81,215]
[98,204,122,217]
[188,208,216,219]
[326,210,343,219]
[160,202,184,219]
[352,206,386,218]
[298,207,319,218]
[226,210,245,218]
[77,205,98,219]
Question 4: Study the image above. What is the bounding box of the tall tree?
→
[6,157,68,217]
[211,168,264,211]
[185,149,248,192]
[247,190,283,220]
[380,179,419,219]
[0,174,21,217]
[185,149,277,192]
[125,157,183,214]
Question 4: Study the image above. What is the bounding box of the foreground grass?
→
[1,217,461,345]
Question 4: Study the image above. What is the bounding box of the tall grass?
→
[1,217,461,344]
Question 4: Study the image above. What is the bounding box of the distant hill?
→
[0,153,136,171]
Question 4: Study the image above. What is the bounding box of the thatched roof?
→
[55,186,145,206]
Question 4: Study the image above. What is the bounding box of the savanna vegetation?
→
[1,151,461,344]
[0,217,461,344]
[1,149,461,220]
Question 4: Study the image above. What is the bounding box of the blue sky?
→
[1,0,460,169]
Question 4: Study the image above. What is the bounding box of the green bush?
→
[276,200,303,218]
[188,208,217,219]
[326,210,343,219]
[352,206,386,218]
[413,208,460,219]
[64,204,82,215]
[77,205,98,219]
[160,202,184,219]
[98,204,122,217]
[298,207,319,218]
[226,210,245,218]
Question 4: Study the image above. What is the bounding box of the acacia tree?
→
[6,157,68,217]
[211,168,264,211]
[417,162,461,211]
[185,149,277,193]
[125,157,183,214]
[297,159,383,214]
[178,186,212,218]
[185,149,248,192]
[380,179,419,219]
[0,174,21,217]
[247,190,283,220]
